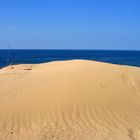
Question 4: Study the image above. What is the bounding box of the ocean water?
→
[0,49,140,68]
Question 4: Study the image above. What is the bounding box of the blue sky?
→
[0,0,139,50]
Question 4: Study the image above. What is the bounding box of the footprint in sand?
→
[121,73,140,94]
[128,128,140,140]
[121,73,137,87]
[128,128,136,140]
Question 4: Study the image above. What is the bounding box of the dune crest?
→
[0,60,140,140]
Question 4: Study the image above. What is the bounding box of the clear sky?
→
[0,0,140,50]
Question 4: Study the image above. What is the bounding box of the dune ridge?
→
[0,60,140,140]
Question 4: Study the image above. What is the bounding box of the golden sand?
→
[0,60,140,140]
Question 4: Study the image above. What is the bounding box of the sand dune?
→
[0,60,140,140]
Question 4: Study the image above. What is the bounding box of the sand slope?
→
[0,60,140,140]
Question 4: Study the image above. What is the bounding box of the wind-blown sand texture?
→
[0,60,140,140]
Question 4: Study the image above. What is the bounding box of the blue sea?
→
[0,49,140,68]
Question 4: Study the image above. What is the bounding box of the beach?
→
[0,60,140,139]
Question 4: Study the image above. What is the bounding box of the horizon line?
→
[0,48,140,51]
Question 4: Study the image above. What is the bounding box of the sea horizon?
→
[0,49,140,51]
[0,49,140,68]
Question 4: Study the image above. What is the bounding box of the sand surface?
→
[0,60,140,140]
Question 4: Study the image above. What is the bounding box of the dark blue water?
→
[0,49,140,68]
